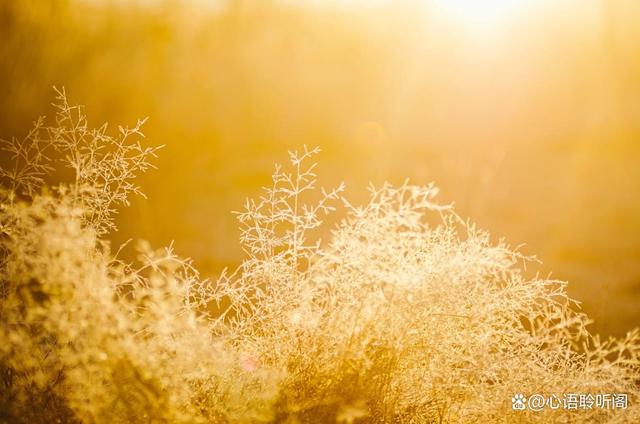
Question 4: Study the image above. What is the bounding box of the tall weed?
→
[0,92,638,423]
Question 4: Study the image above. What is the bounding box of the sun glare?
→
[435,0,527,28]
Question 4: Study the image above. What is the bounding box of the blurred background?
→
[1,0,639,336]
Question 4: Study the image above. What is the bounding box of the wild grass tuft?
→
[1,92,638,423]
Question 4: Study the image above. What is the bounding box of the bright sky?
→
[432,0,528,26]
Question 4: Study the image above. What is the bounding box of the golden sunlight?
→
[434,0,528,28]
[2,0,640,422]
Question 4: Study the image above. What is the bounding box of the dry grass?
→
[1,93,638,423]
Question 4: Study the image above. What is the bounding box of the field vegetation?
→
[1,93,638,423]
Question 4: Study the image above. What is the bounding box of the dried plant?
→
[49,86,162,235]
[0,116,53,200]
[0,92,638,423]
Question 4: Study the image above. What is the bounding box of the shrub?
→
[0,92,638,423]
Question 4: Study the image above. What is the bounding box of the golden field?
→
[1,1,639,422]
